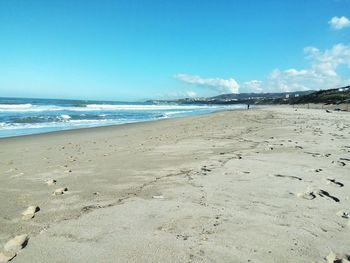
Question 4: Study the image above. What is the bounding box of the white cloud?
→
[284,69,308,76]
[175,74,239,93]
[249,43,350,93]
[242,80,263,93]
[328,16,350,30]
[161,90,197,99]
[185,91,197,97]
[174,44,350,96]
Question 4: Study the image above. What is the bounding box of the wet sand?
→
[0,107,349,262]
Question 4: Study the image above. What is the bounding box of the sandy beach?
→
[0,106,349,263]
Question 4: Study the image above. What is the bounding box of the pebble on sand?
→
[4,234,29,253]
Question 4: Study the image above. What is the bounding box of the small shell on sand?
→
[0,251,16,262]
[46,179,57,186]
[53,187,68,195]
[4,234,29,253]
[22,206,40,220]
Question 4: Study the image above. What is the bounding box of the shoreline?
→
[2,103,348,141]
[0,106,349,262]
[0,107,248,141]
[0,103,349,141]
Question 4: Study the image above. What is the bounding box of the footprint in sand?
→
[310,168,323,173]
[0,251,16,262]
[53,187,68,195]
[271,174,302,181]
[324,251,350,263]
[298,189,340,202]
[304,152,321,158]
[336,210,350,219]
[316,190,340,202]
[332,160,346,167]
[297,191,316,200]
[22,206,40,220]
[0,234,29,261]
[201,167,212,172]
[46,179,57,186]
[4,234,29,252]
[326,178,344,187]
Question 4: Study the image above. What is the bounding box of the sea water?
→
[0,97,245,138]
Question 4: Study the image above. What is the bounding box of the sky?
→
[0,0,350,101]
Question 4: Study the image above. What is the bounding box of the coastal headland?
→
[0,107,349,262]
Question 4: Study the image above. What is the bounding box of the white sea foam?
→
[85,104,217,111]
[0,102,246,138]
[0,119,116,130]
[60,115,71,120]
[0,104,221,112]
[164,111,190,116]
[0,104,33,110]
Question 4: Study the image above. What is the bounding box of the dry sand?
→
[0,107,349,262]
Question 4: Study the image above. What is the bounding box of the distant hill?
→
[209,90,313,102]
[148,86,350,105]
[289,86,350,104]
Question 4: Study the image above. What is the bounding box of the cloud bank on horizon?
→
[176,16,350,95]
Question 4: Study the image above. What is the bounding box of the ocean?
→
[0,97,245,138]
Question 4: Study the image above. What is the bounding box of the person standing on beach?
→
[247,104,250,110]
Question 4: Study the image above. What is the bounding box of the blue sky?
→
[0,0,349,101]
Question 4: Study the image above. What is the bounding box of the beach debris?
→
[152,195,164,199]
[53,187,68,195]
[0,251,16,262]
[325,251,350,263]
[46,179,57,186]
[22,206,40,220]
[4,234,29,253]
